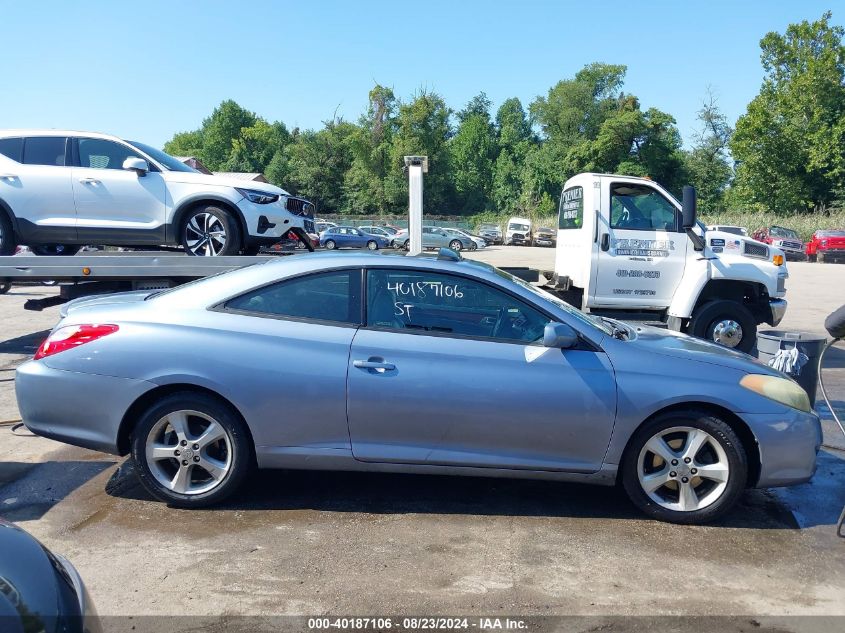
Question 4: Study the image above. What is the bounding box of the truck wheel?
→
[181,206,241,256]
[688,300,757,353]
[0,213,16,256]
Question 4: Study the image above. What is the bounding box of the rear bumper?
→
[747,409,821,488]
[15,361,153,455]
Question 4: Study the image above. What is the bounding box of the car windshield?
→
[771,226,799,239]
[126,140,197,173]
[509,223,529,231]
[538,228,553,233]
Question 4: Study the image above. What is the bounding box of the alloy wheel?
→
[185,212,228,256]
[637,426,730,512]
[367,240,378,250]
[145,410,232,495]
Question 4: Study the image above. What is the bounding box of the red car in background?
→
[806,229,845,263]
[751,225,807,261]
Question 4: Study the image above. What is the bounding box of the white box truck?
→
[548,173,788,353]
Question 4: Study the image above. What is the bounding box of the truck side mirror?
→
[682,186,697,229]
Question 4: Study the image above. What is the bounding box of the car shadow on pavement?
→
[0,458,116,521]
[106,459,803,530]
[0,329,50,355]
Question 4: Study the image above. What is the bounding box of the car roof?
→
[0,129,125,141]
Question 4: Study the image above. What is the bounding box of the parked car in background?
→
[315,221,338,234]
[0,130,315,256]
[506,217,532,245]
[16,251,821,524]
[478,223,503,244]
[0,519,101,633]
[394,226,476,251]
[805,229,845,263]
[708,225,748,237]
[442,227,486,250]
[534,227,556,247]
[357,226,395,240]
[320,226,391,250]
[752,225,807,261]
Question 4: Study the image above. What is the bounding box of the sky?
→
[0,0,839,150]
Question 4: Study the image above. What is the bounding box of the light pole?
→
[404,156,428,255]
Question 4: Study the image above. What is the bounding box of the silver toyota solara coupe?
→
[15,250,821,523]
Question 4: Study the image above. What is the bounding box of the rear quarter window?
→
[0,138,23,162]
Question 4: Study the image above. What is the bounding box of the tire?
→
[688,300,757,353]
[131,391,252,508]
[621,409,748,524]
[242,244,262,256]
[31,244,81,256]
[403,239,410,251]
[448,239,463,252]
[181,205,241,256]
[0,281,10,294]
[0,212,16,256]
[366,240,378,251]
[325,239,337,250]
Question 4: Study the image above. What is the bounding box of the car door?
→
[71,137,167,244]
[592,181,690,309]
[347,267,617,472]
[0,136,77,243]
[218,268,363,451]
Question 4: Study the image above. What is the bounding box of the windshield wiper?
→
[599,316,629,340]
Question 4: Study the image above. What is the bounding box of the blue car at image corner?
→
[320,226,391,250]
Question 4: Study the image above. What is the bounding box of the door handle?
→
[600,233,610,251]
[79,177,100,185]
[0,174,17,181]
[353,359,396,371]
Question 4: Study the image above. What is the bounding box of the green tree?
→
[685,91,733,212]
[224,120,291,175]
[196,100,259,170]
[387,90,454,213]
[345,85,398,215]
[492,98,535,214]
[163,129,204,159]
[731,11,845,212]
[450,93,496,213]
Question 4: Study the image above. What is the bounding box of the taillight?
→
[34,324,119,360]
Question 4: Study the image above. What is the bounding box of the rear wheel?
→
[0,213,16,256]
[621,410,747,524]
[324,239,337,250]
[403,239,410,251]
[181,205,241,256]
[688,300,757,353]
[131,392,252,508]
[31,244,81,256]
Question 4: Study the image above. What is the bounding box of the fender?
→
[169,194,248,243]
[0,197,20,233]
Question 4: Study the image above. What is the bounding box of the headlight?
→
[235,187,280,205]
[740,374,811,412]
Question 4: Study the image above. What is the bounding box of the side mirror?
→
[682,185,697,229]
[543,322,578,349]
[123,157,149,176]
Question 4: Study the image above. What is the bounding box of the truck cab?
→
[551,173,788,352]
[506,217,532,246]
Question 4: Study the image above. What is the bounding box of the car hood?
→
[624,324,779,375]
[161,171,290,195]
[60,290,154,318]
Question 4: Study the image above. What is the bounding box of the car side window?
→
[0,138,23,162]
[78,138,145,170]
[367,269,551,344]
[225,270,362,325]
[610,184,679,232]
[23,137,68,166]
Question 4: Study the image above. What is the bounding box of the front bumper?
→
[818,249,845,262]
[782,249,807,261]
[747,408,821,488]
[768,298,788,326]
[15,361,153,455]
[237,197,313,241]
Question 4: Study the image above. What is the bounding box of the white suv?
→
[0,130,315,256]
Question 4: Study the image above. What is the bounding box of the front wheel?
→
[403,239,410,251]
[181,206,241,256]
[324,239,337,250]
[131,392,252,508]
[688,300,757,353]
[0,213,16,256]
[0,281,10,294]
[31,244,81,256]
[621,410,747,524]
[449,239,463,252]
[366,240,378,251]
